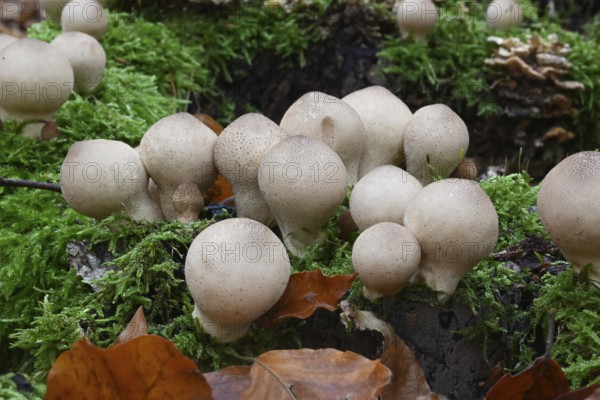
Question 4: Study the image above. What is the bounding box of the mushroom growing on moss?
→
[61,0,108,39]
[185,218,291,342]
[537,151,600,288]
[404,104,469,185]
[486,0,523,30]
[395,0,438,41]
[404,179,498,302]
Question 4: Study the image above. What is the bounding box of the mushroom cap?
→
[486,0,523,29]
[280,91,365,185]
[352,222,421,300]
[60,139,150,220]
[396,0,438,40]
[51,32,106,93]
[214,113,287,224]
[0,34,17,51]
[184,218,291,341]
[342,86,413,178]
[404,179,498,300]
[537,151,600,285]
[404,104,469,185]
[61,0,108,39]
[350,165,423,231]
[0,38,74,120]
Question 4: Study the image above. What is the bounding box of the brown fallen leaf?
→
[46,335,212,400]
[239,348,391,399]
[555,385,600,400]
[484,356,570,400]
[204,366,252,400]
[115,306,148,344]
[340,300,448,400]
[256,269,357,329]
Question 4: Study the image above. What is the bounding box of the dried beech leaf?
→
[194,113,224,134]
[340,301,448,400]
[239,348,391,399]
[115,306,148,344]
[554,385,600,400]
[205,366,252,400]
[256,270,356,329]
[46,336,212,400]
[484,356,570,400]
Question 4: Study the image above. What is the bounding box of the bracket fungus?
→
[395,0,438,42]
[60,139,164,222]
[51,32,106,93]
[404,104,469,186]
[349,165,422,231]
[139,113,218,221]
[537,151,600,288]
[279,91,365,185]
[486,0,523,30]
[404,179,499,302]
[184,218,291,342]
[258,135,347,257]
[214,113,287,226]
[61,0,108,39]
[352,222,421,301]
[342,86,413,178]
[0,38,74,140]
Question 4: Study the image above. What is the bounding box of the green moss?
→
[0,373,44,400]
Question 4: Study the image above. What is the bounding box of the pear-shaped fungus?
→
[51,32,106,93]
[486,0,523,30]
[352,222,421,301]
[537,151,600,288]
[258,135,347,257]
[60,139,164,222]
[139,113,218,221]
[349,165,423,231]
[342,86,413,179]
[404,179,498,302]
[0,38,73,139]
[396,0,438,41]
[61,0,108,39]
[404,104,469,185]
[279,91,365,185]
[214,113,287,226]
[185,218,291,342]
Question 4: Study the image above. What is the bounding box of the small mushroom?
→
[214,113,287,226]
[51,32,106,93]
[258,135,347,257]
[349,165,423,231]
[395,0,438,41]
[404,179,498,302]
[280,91,365,185]
[352,222,421,301]
[60,139,164,222]
[184,218,291,342]
[486,0,523,30]
[139,113,218,221]
[61,0,107,39]
[404,104,469,185]
[537,151,600,288]
[172,181,204,223]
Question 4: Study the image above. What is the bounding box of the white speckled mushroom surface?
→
[184,218,291,342]
[214,113,287,226]
[61,0,108,39]
[280,91,365,185]
[404,179,498,301]
[537,151,600,287]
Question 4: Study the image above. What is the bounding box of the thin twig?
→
[545,308,557,360]
[0,177,62,193]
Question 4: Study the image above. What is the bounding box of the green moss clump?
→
[0,373,44,400]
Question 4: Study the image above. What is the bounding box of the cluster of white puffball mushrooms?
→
[0,0,107,139]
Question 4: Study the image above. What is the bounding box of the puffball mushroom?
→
[279,91,365,185]
[395,0,438,41]
[342,86,413,178]
[352,222,421,301]
[0,38,74,139]
[486,0,523,30]
[60,139,164,222]
[350,165,422,231]
[51,32,106,93]
[537,151,600,288]
[139,112,218,221]
[404,104,469,186]
[258,135,348,257]
[214,113,287,226]
[0,34,18,121]
[404,179,498,302]
[185,218,291,342]
[61,0,108,39]
[172,181,204,223]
